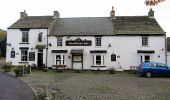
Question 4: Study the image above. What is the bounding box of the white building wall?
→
[6,29,48,66]
[48,35,166,70]
[167,52,170,66]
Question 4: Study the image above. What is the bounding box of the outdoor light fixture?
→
[7,43,11,46]
[48,43,52,46]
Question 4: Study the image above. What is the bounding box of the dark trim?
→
[18,62,29,63]
[137,50,155,53]
[91,66,106,67]
[90,50,107,53]
[19,47,29,49]
[70,49,84,54]
[48,34,165,37]
[52,50,68,53]
[35,45,46,49]
[8,27,49,29]
[19,28,30,31]
[19,43,30,44]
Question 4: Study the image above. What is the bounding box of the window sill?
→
[91,65,106,67]
[19,62,29,63]
[19,43,30,44]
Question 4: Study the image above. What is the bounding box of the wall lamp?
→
[48,43,52,46]
[7,43,11,46]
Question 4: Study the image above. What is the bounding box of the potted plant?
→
[14,66,23,77]
[2,61,12,72]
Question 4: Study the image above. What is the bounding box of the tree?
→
[145,0,166,6]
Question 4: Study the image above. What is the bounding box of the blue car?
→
[137,62,170,77]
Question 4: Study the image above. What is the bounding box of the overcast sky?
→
[0,0,169,36]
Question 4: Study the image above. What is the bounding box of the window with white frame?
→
[57,37,63,46]
[142,36,148,46]
[93,55,104,66]
[22,31,29,42]
[21,49,28,61]
[95,37,101,46]
[56,55,65,65]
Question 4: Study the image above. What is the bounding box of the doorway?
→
[140,55,151,63]
[37,52,43,69]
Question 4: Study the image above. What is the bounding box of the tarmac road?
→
[0,72,35,100]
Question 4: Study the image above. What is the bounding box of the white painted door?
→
[72,55,82,70]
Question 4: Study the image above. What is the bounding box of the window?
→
[56,55,65,65]
[29,52,35,61]
[96,55,101,65]
[157,63,166,68]
[144,55,150,62]
[21,49,28,61]
[111,54,116,61]
[142,36,148,46]
[38,32,43,42]
[57,37,62,46]
[22,31,29,42]
[95,37,101,46]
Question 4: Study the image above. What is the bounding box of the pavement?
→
[20,71,170,100]
[0,72,35,100]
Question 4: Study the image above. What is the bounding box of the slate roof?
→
[167,37,170,52]
[8,16,55,29]
[8,15,165,36]
[50,17,114,36]
[113,16,165,35]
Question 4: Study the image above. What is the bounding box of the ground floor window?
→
[21,49,28,61]
[56,55,65,65]
[93,54,105,66]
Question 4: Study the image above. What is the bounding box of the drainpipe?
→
[46,29,49,68]
[165,33,167,65]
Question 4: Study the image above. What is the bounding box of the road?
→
[0,72,35,100]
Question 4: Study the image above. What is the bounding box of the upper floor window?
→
[38,32,43,42]
[95,37,101,46]
[57,37,63,46]
[142,36,148,46]
[22,31,29,43]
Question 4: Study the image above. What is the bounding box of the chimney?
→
[110,6,115,19]
[148,8,154,18]
[53,11,60,18]
[20,10,28,19]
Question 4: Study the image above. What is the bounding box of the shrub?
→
[109,68,116,74]
[2,61,12,72]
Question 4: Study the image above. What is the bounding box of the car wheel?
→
[146,72,152,78]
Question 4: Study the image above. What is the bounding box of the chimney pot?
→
[148,8,154,18]
[54,11,60,18]
[20,10,28,19]
[110,6,115,19]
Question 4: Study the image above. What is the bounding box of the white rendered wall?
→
[48,35,165,70]
[6,29,48,66]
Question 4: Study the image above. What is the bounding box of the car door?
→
[156,63,168,75]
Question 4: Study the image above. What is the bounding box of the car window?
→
[157,63,167,68]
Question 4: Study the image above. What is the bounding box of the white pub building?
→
[6,8,166,71]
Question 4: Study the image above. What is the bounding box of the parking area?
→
[20,70,170,100]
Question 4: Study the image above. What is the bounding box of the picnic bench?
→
[52,64,67,72]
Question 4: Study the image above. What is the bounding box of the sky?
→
[0,0,169,36]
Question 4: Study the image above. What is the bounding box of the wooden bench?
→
[52,65,67,72]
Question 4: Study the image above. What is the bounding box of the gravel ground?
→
[19,70,170,100]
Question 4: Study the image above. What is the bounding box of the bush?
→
[2,61,12,72]
[109,68,116,74]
